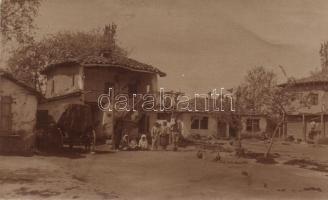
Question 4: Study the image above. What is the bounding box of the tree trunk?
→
[264,123,281,158]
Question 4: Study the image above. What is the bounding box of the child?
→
[129,138,138,151]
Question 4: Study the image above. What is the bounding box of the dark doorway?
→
[36,110,49,129]
[229,126,237,137]
[138,114,150,136]
[217,121,227,138]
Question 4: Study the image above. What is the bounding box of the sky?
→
[32,0,328,94]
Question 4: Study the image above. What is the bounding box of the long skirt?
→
[160,134,169,146]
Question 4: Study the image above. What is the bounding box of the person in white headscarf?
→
[138,134,149,150]
[120,134,129,151]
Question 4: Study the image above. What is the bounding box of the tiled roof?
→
[0,70,41,97]
[294,73,328,84]
[280,72,328,86]
[41,55,166,77]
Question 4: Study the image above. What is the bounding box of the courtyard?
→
[0,140,328,200]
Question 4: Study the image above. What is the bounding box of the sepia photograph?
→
[0,0,328,199]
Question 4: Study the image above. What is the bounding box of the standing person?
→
[82,127,91,153]
[90,125,96,153]
[177,119,184,138]
[160,121,170,150]
[151,122,161,150]
[113,119,123,150]
[309,121,320,146]
[48,122,63,152]
[83,125,96,153]
[171,119,180,151]
[309,121,317,142]
[168,120,173,145]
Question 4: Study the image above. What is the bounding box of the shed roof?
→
[0,70,41,97]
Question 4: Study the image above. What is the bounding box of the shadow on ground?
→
[36,146,116,159]
[35,147,87,159]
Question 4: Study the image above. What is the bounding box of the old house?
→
[282,72,328,141]
[175,97,237,138]
[239,114,268,136]
[0,70,40,153]
[38,54,166,141]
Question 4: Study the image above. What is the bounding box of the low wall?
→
[0,133,35,155]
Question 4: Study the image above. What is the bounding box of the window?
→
[191,116,208,130]
[246,118,260,132]
[308,93,318,105]
[291,92,302,101]
[0,96,12,133]
[200,117,208,129]
[191,118,200,129]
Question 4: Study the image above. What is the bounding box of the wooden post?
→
[302,114,306,142]
[226,123,230,138]
[282,113,285,139]
[322,104,325,137]
[251,117,254,136]
[321,114,324,138]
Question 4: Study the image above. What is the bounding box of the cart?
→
[57,104,94,149]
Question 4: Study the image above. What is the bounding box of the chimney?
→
[100,24,116,58]
[320,42,328,73]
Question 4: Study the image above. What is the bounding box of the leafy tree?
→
[237,66,297,158]
[237,67,277,114]
[0,0,41,44]
[7,24,127,90]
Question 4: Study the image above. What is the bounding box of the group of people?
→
[151,119,183,151]
[113,118,184,151]
[119,134,149,151]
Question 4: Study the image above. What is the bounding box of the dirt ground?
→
[1,139,328,200]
